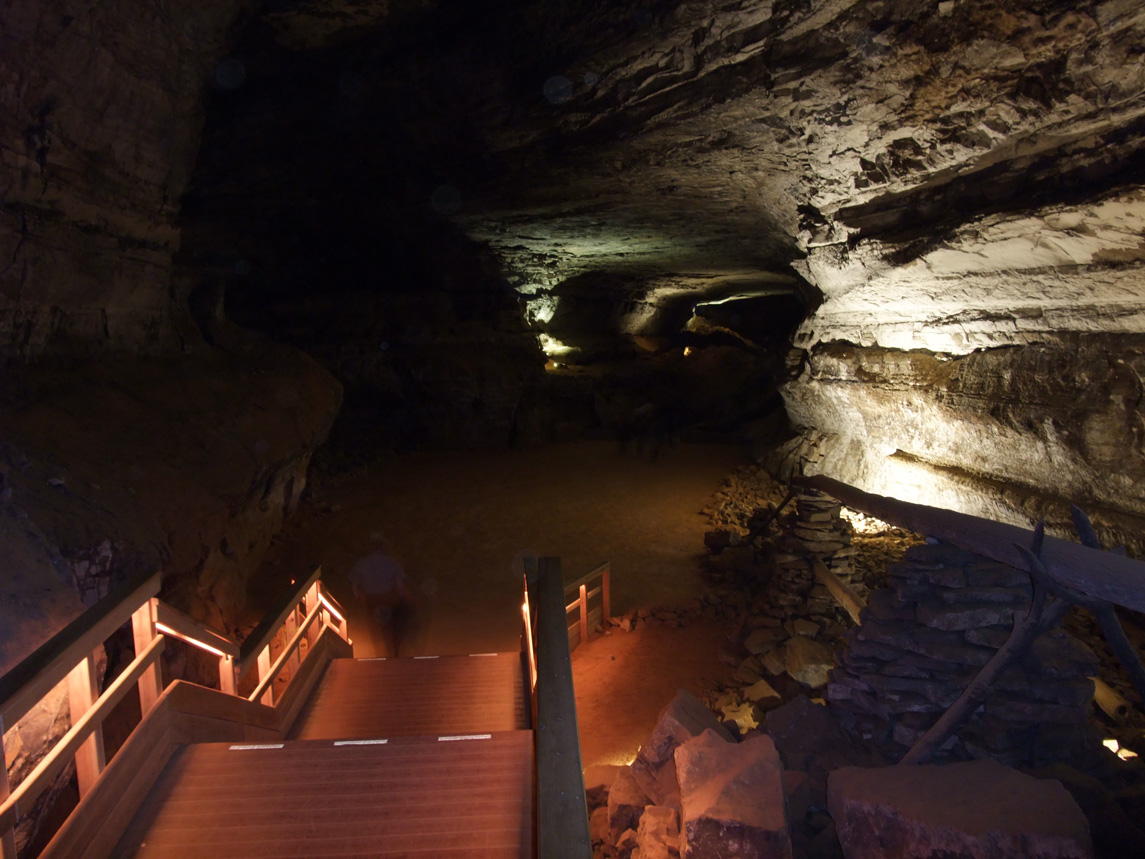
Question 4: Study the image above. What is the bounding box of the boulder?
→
[585,763,625,811]
[784,636,836,688]
[590,806,609,846]
[828,760,1093,859]
[675,729,792,859]
[743,678,783,708]
[609,767,650,842]
[636,806,681,859]
[630,690,733,807]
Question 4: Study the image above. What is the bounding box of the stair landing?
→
[289,653,530,740]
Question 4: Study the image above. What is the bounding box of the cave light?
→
[1103,737,1139,761]
[538,333,574,357]
[683,346,692,356]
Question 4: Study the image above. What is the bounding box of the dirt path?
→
[258,440,746,763]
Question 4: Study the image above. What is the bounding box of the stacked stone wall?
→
[828,541,1099,765]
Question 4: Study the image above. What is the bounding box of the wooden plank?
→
[0,571,161,729]
[796,475,1145,613]
[273,629,352,736]
[810,558,866,625]
[165,683,278,733]
[237,568,321,677]
[577,584,589,653]
[533,557,591,859]
[67,649,107,797]
[132,601,163,716]
[0,636,165,831]
[561,562,610,598]
[39,698,177,859]
[248,603,322,704]
[1,721,15,859]
[154,602,239,658]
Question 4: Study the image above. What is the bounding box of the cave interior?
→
[2,0,1145,855]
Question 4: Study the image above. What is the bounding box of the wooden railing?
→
[564,562,610,652]
[523,557,592,859]
[0,567,348,859]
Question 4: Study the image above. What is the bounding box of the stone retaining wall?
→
[828,541,1099,765]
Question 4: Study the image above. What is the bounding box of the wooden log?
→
[810,558,866,625]
[795,475,1145,613]
[533,557,591,859]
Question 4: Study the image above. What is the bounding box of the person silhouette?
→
[348,547,415,657]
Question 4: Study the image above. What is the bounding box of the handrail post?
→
[130,598,162,715]
[602,563,611,624]
[533,557,591,859]
[256,646,273,706]
[284,610,300,677]
[218,655,237,696]
[578,583,589,649]
[66,649,106,797]
[1,720,15,859]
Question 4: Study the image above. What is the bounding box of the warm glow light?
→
[1105,738,1139,760]
[683,346,692,356]
[319,593,345,623]
[155,622,227,657]
[840,506,895,535]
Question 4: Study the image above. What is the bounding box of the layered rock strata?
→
[828,541,1100,765]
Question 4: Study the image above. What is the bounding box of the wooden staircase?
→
[115,654,534,858]
[3,559,594,859]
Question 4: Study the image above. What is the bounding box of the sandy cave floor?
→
[255,440,746,767]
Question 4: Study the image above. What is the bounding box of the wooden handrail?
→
[153,601,240,658]
[0,635,165,833]
[236,567,322,678]
[527,557,591,859]
[1,563,348,857]
[0,572,161,729]
[562,561,610,652]
[795,475,1145,613]
[247,600,324,703]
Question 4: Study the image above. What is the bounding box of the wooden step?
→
[115,732,535,858]
[289,653,530,740]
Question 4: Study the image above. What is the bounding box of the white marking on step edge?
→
[414,655,440,659]
[468,652,499,657]
[358,657,387,661]
[334,739,389,746]
[438,734,492,742]
[228,744,284,751]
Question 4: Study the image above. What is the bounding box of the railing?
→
[564,562,610,652]
[0,567,348,859]
[523,557,592,859]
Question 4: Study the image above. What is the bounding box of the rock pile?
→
[589,690,796,859]
[768,490,863,620]
[828,541,1100,765]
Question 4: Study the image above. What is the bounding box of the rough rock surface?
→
[675,729,792,859]
[630,689,734,808]
[828,760,1094,859]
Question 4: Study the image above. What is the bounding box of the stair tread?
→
[116,733,535,858]
[289,653,529,740]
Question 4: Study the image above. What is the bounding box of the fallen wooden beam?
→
[810,557,866,625]
[795,475,1145,615]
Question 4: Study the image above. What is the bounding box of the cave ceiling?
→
[186,0,1145,351]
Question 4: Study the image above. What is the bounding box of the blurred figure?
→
[349,547,415,657]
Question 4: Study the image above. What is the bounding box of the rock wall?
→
[0,0,254,358]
